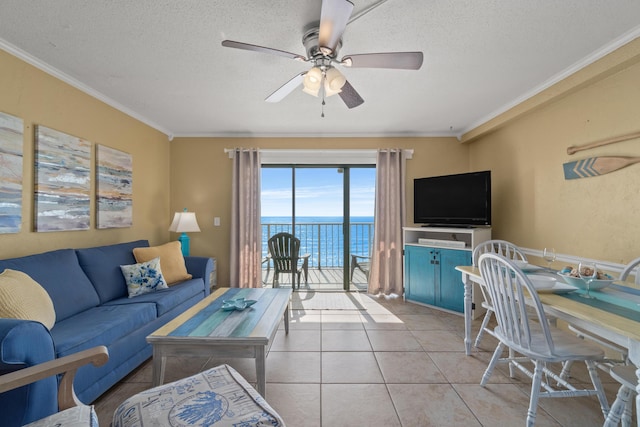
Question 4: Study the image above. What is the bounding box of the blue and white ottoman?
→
[113,364,285,427]
[25,405,98,427]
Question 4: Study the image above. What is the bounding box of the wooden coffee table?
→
[147,287,291,397]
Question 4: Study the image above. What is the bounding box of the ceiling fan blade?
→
[319,0,354,54]
[338,80,364,109]
[222,40,306,62]
[265,73,306,103]
[342,52,424,70]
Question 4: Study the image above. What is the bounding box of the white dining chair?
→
[603,365,637,427]
[478,253,610,427]
[620,256,640,285]
[472,240,528,348]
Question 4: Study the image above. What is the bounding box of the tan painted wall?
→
[469,52,640,264]
[5,34,638,283]
[0,50,171,259]
[170,137,469,285]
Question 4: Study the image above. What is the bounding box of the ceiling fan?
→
[221,0,423,110]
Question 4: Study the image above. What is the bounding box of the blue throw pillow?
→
[120,257,168,298]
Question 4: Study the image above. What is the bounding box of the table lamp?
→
[168,208,201,256]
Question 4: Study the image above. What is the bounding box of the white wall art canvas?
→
[0,112,23,234]
[35,125,91,231]
[96,144,132,228]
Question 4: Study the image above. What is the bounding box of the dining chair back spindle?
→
[620,256,640,285]
[478,253,610,427]
[471,240,528,348]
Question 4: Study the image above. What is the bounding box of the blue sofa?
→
[0,240,213,426]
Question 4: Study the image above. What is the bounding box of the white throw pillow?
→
[120,257,168,298]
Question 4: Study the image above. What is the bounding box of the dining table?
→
[455,264,640,426]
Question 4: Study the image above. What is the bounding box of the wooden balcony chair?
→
[350,254,370,282]
[478,253,610,427]
[267,232,309,290]
[472,239,528,348]
[0,346,109,427]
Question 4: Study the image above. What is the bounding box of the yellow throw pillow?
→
[133,242,192,285]
[0,269,56,330]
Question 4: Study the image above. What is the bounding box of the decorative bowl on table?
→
[557,272,616,291]
[528,275,557,290]
[222,298,258,311]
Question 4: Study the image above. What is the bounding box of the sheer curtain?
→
[368,149,406,295]
[230,148,262,288]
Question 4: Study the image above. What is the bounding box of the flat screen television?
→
[414,170,491,227]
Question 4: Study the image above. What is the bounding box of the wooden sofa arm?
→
[0,345,109,410]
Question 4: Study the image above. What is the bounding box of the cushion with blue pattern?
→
[113,364,285,426]
[120,257,168,298]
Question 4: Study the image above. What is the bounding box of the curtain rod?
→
[223,148,414,159]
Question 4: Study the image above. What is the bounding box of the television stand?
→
[421,224,479,229]
[403,226,491,317]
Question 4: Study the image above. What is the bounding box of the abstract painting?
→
[96,144,132,228]
[0,112,23,234]
[35,125,91,231]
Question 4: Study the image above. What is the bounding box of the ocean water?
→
[262,216,374,268]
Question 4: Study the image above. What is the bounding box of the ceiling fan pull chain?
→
[321,79,326,118]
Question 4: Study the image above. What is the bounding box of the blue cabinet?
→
[404,245,471,313]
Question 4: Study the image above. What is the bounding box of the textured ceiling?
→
[0,0,639,139]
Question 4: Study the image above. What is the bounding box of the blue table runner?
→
[559,284,640,322]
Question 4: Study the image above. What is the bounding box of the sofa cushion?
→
[0,270,56,330]
[0,249,99,322]
[76,240,149,304]
[51,303,157,357]
[103,278,204,317]
[120,257,169,298]
[133,242,192,285]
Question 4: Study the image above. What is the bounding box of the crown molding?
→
[458,25,640,142]
[0,37,174,139]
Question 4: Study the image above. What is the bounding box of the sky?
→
[261,167,375,217]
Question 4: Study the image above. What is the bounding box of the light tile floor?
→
[94,294,626,426]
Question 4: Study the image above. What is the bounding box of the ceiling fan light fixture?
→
[302,67,322,97]
[325,67,346,91]
[324,81,342,97]
[304,67,322,85]
[302,85,320,97]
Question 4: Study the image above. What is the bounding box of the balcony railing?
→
[262,222,373,269]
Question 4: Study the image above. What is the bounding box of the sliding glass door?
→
[261,165,374,291]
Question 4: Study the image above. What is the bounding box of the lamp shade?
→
[168,210,201,233]
[325,67,346,91]
[302,67,322,97]
[324,80,342,97]
[304,67,322,86]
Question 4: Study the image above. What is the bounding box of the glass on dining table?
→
[578,261,598,299]
[543,247,556,268]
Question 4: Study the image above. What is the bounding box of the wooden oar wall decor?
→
[564,156,640,180]
[563,130,640,180]
[566,130,640,155]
